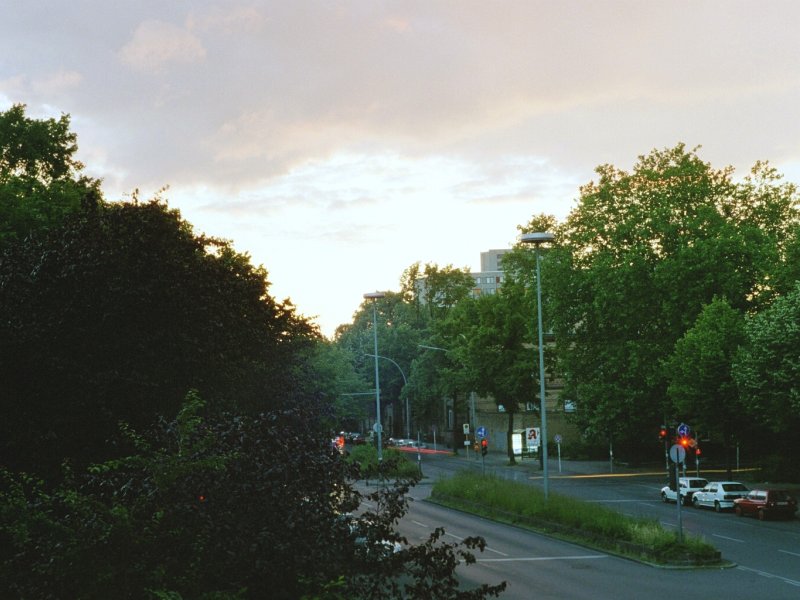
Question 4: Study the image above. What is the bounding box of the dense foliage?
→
[734,282,800,478]
[665,298,748,474]
[0,197,316,476]
[0,394,505,599]
[533,145,799,457]
[0,104,100,247]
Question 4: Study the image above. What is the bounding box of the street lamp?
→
[366,354,410,438]
[519,231,555,500]
[364,292,386,462]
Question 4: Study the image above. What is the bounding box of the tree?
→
[441,292,534,464]
[539,144,799,458]
[734,282,800,471]
[0,197,316,477]
[400,262,475,321]
[665,298,747,476]
[0,393,506,599]
[0,104,100,247]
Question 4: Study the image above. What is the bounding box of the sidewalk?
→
[435,448,655,478]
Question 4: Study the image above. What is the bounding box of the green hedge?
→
[345,446,420,480]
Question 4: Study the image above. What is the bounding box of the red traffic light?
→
[679,437,689,448]
[659,426,667,439]
[695,447,701,456]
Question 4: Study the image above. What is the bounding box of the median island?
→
[428,470,728,568]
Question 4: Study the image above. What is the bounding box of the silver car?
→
[692,481,749,512]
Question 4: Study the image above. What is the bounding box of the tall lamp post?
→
[519,232,555,500]
[364,292,386,462]
[366,354,409,438]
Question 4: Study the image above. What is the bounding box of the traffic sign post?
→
[669,443,685,543]
[554,434,562,473]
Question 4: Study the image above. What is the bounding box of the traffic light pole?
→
[675,458,683,543]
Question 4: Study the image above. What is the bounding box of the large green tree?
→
[0,104,100,247]
[440,291,535,463]
[0,198,316,476]
[665,298,747,476]
[543,145,799,458]
[734,282,800,464]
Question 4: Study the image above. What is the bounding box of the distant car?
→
[733,489,797,520]
[691,481,749,512]
[348,432,366,445]
[661,477,709,505]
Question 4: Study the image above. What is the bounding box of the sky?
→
[2,1,800,337]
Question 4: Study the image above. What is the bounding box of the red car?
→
[733,489,797,520]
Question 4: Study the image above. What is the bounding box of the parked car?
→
[691,481,749,512]
[733,489,797,520]
[660,477,709,505]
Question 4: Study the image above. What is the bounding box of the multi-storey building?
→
[469,248,511,297]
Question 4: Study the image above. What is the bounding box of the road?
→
[387,450,800,597]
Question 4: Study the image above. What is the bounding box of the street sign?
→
[677,423,690,437]
[554,434,562,444]
[476,426,487,438]
[463,423,470,435]
[373,422,382,434]
[669,444,686,464]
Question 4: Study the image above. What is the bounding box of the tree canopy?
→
[0,197,316,476]
[544,144,799,455]
[0,104,100,247]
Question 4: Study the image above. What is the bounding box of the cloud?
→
[31,70,83,95]
[119,20,206,71]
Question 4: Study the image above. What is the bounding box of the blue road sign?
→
[477,426,487,438]
[677,423,690,437]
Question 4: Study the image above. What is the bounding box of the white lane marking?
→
[712,533,744,543]
[442,531,508,556]
[411,520,428,528]
[737,565,800,587]
[478,555,607,563]
[779,549,800,558]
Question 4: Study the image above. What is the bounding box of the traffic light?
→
[659,425,668,440]
[481,438,488,456]
[695,446,701,456]
[679,436,690,449]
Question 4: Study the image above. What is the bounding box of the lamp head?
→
[518,232,555,245]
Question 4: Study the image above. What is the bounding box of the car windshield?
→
[772,490,791,501]
[722,483,748,492]
[688,480,707,488]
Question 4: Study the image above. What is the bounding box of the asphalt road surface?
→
[385,450,800,598]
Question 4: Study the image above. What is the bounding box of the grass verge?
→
[430,470,726,567]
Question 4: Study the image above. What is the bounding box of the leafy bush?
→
[0,395,505,599]
[346,446,421,480]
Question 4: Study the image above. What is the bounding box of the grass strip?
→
[430,470,725,567]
